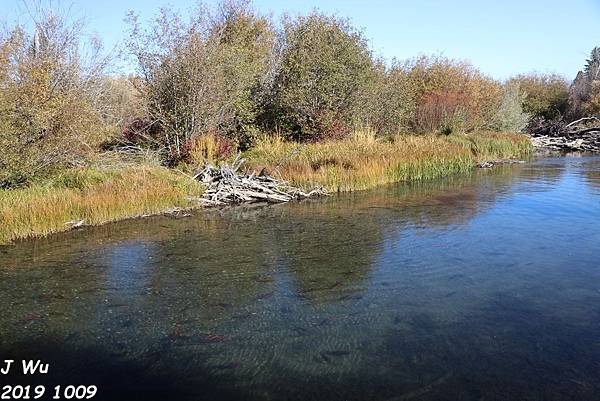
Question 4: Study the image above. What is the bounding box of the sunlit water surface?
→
[1,155,600,401]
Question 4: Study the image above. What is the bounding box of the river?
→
[1,155,599,401]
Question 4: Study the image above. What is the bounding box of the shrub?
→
[492,81,529,132]
[182,131,235,166]
[404,55,502,133]
[361,61,417,135]
[415,90,469,134]
[509,73,569,119]
[0,9,111,188]
[126,0,275,162]
[121,117,162,146]
[97,75,146,134]
[584,81,600,115]
[268,12,375,141]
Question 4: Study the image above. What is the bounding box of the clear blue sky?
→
[3,0,599,80]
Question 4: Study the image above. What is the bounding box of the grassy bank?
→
[0,166,204,244]
[0,132,530,245]
[244,131,532,192]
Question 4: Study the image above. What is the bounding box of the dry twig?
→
[194,154,327,206]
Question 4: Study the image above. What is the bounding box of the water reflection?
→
[1,156,599,401]
[105,242,155,294]
[579,156,600,193]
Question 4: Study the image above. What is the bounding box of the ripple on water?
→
[1,155,600,400]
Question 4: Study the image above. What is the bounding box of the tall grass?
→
[0,131,530,244]
[244,131,531,192]
[0,166,203,244]
[448,131,533,160]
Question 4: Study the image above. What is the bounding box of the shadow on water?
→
[3,156,600,401]
[0,340,251,401]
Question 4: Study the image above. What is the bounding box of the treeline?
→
[0,1,597,188]
[123,2,526,158]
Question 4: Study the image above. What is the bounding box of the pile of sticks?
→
[193,155,327,206]
[529,116,600,152]
[476,159,526,169]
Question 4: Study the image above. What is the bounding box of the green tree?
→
[269,12,375,141]
[361,60,417,135]
[126,0,275,160]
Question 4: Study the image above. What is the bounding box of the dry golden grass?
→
[448,131,533,160]
[244,130,532,192]
[0,131,530,244]
[0,165,203,244]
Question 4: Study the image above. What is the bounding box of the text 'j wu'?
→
[1,360,49,375]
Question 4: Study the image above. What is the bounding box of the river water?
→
[1,155,599,401]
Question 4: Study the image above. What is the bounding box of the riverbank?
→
[245,132,532,191]
[0,132,531,245]
[0,166,204,245]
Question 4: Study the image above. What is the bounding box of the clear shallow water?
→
[1,155,600,401]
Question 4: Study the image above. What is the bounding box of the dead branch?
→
[194,154,327,206]
[564,116,600,130]
[529,115,600,152]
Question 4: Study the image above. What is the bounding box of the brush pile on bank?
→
[529,117,600,152]
[194,156,327,206]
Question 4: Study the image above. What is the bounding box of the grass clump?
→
[449,131,533,160]
[0,166,203,244]
[244,131,531,192]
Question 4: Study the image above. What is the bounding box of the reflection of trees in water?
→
[0,160,543,320]
[369,164,529,228]
[581,158,600,193]
[0,218,276,345]
[270,202,385,303]
[515,158,565,187]
[214,164,532,304]
[0,220,194,347]
[145,215,277,323]
[585,170,600,192]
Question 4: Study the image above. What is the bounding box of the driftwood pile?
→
[529,116,600,152]
[193,155,327,206]
[476,159,526,169]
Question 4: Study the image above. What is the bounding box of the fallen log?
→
[528,115,600,152]
[193,155,327,206]
[529,132,600,152]
[564,116,600,130]
[476,159,526,169]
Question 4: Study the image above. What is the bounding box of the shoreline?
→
[0,133,532,245]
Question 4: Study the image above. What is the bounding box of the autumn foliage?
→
[6,1,600,189]
[0,11,115,188]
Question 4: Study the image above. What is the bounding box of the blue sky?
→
[2,0,599,79]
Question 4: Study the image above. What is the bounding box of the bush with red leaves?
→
[415,91,469,133]
[179,132,236,165]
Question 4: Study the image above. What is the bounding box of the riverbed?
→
[1,155,599,401]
